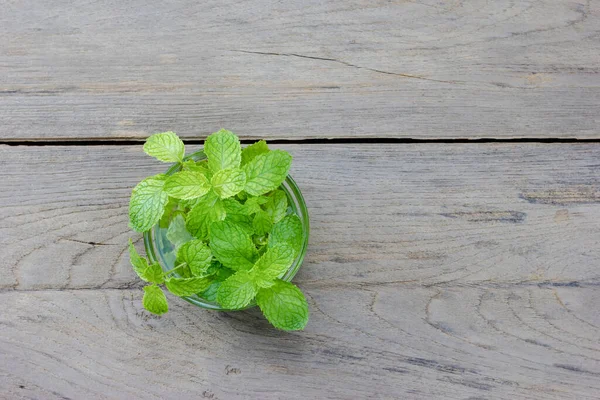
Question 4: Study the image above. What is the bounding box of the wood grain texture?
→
[1,144,600,398]
[1,286,600,399]
[1,0,599,141]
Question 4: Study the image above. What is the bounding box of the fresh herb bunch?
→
[128,129,309,331]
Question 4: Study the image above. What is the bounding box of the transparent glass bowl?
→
[143,150,310,311]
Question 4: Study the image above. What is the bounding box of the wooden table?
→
[2,1,599,399]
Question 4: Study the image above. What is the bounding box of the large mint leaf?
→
[209,220,257,271]
[166,214,193,248]
[177,239,212,277]
[243,196,267,215]
[129,174,169,232]
[243,150,292,196]
[165,276,212,296]
[264,190,288,224]
[211,168,246,199]
[256,280,308,331]
[217,271,257,309]
[253,209,273,236]
[186,192,226,240]
[269,214,303,255]
[164,171,211,200]
[143,131,185,163]
[183,159,210,175]
[241,140,269,166]
[251,245,295,288]
[222,198,254,235]
[204,129,241,172]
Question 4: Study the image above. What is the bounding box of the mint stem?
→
[162,263,186,277]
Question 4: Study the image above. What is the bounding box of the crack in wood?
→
[229,49,460,84]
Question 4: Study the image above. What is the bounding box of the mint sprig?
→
[127,129,308,331]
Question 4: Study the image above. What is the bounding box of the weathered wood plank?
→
[2,144,600,398]
[1,287,599,399]
[2,144,600,290]
[1,0,599,140]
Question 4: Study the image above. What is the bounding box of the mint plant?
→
[128,130,309,331]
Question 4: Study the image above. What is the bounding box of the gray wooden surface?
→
[2,1,600,399]
[1,0,600,141]
[1,144,600,399]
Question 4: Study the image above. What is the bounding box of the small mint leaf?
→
[158,197,179,229]
[128,238,148,277]
[129,174,169,232]
[177,239,212,277]
[186,192,226,240]
[143,131,185,163]
[164,171,211,200]
[142,285,169,315]
[204,129,241,172]
[223,198,254,235]
[241,140,269,166]
[264,190,288,224]
[269,214,303,255]
[182,160,210,176]
[166,214,193,248]
[253,209,273,236]
[256,280,308,331]
[243,196,267,215]
[142,262,165,284]
[243,150,292,196]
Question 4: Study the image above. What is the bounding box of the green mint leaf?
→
[269,214,303,255]
[143,131,185,163]
[129,174,169,232]
[159,197,180,228]
[166,214,193,248]
[209,220,257,271]
[222,197,245,214]
[183,159,210,174]
[165,276,212,296]
[128,238,148,277]
[253,209,273,236]
[141,262,165,284]
[143,285,169,315]
[199,263,235,301]
[215,265,236,281]
[223,198,254,235]
[250,245,295,288]
[129,241,165,283]
[217,271,257,309]
[211,168,246,199]
[177,239,212,277]
[203,260,222,277]
[243,196,267,215]
[243,150,292,196]
[236,191,248,201]
[164,171,211,200]
[256,280,309,331]
[186,192,226,240]
[204,129,241,172]
[201,281,221,302]
[264,190,288,224]
[241,140,269,166]
[179,196,203,210]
